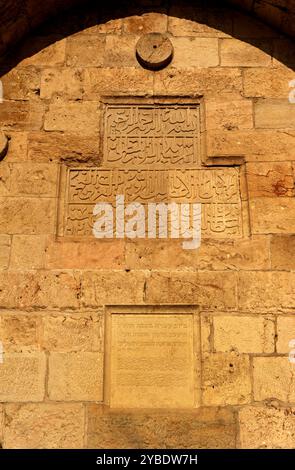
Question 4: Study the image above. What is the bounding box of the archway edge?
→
[0,0,294,57]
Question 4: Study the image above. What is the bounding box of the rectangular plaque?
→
[103,104,200,166]
[108,313,195,408]
[60,167,242,238]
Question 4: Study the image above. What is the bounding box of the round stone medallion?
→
[136,33,173,70]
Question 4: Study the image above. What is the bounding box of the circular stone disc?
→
[136,33,173,70]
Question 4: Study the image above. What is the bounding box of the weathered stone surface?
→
[0,313,41,352]
[40,68,84,99]
[207,129,295,161]
[271,235,295,270]
[83,67,153,98]
[17,37,66,66]
[0,197,55,235]
[48,352,103,401]
[124,12,167,34]
[9,163,59,196]
[250,198,295,234]
[253,357,295,402]
[0,101,44,131]
[2,131,27,163]
[220,38,272,66]
[44,102,100,133]
[202,352,251,405]
[238,271,295,312]
[125,237,270,271]
[213,315,275,353]
[0,271,80,309]
[66,35,105,66]
[42,312,103,352]
[146,272,237,309]
[172,37,219,67]
[87,405,236,449]
[154,67,242,97]
[105,34,138,67]
[81,271,146,306]
[10,235,46,269]
[243,67,294,98]
[255,100,295,129]
[4,404,84,448]
[277,316,295,354]
[0,131,8,160]
[27,131,100,163]
[239,406,295,449]
[0,67,40,100]
[206,99,253,130]
[0,352,45,401]
[136,33,173,70]
[45,239,124,269]
[0,234,10,269]
[246,162,294,197]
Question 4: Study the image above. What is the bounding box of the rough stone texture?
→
[202,352,251,405]
[87,406,236,449]
[0,234,11,269]
[0,313,41,352]
[253,357,295,402]
[213,315,275,353]
[48,352,103,401]
[0,352,45,401]
[250,198,295,234]
[239,406,295,449]
[4,404,84,448]
[42,312,103,352]
[277,316,295,354]
[271,235,295,270]
[10,235,46,269]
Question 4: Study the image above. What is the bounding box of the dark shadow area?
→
[0,0,294,74]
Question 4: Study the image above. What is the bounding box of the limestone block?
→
[0,352,45,401]
[48,352,103,401]
[83,67,153,98]
[206,99,253,130]
[45,239,124,270]
[277,316,295,354]
[146,271,237,309]
[125,237,270,271]
[172,37,219,67]
[86,405,236,449]
[253,357,295,402]
[154,68,243,98]
[27,131,100,163]
[0,313,41,352]
[238,271,295,312]
[0,271,80,309]
[239,406,295,448]
[271,235,295,270]
[0,197,55,235]
[66,35,105,66]
[40,68,84,99]
[0,101,44,131]
[246,162,294,197]
[4,403,84,448]
[250,198,295,234]
[207,129,295,161]
[44,102,100,133]
[10,235,46,269]
[9,163,59,196]
[1,67,40,100]
[2,131,27,163]
[243,67,294,98]
[220,38,272,66]
[123,12,167,34]
[255,100,295,129]
[81,271,146,306]
[105,35,138,67]
[213,315,275,353]
[202,352,251,406]
[17,37,66,67]
[42,312,103,352]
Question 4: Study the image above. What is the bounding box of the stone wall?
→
[0,1,295,448]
